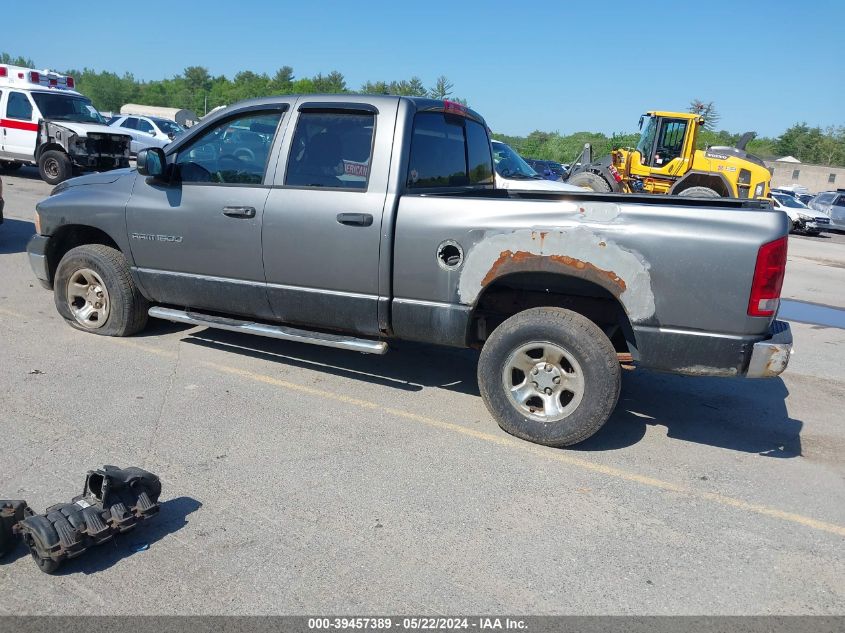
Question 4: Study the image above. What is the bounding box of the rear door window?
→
[121,117,138,130]
[137,118,155,134]
[285,111,375,189]
[407,112,494,189]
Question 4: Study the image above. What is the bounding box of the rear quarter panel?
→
[393,194,789,340]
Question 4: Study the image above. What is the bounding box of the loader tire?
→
[677,186,721,198]
[568,171,612,193]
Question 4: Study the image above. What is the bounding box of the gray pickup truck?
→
[27,95,793,447]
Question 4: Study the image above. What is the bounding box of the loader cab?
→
[630,112,700,178]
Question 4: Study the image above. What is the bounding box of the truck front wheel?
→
[478,307,621,447]
[54,245,148,337]
[38,150,72,185]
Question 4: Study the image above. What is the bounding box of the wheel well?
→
[672,173,731,196]
[35,143,67,161]
[469,272,637,355]
[45,225,121,286]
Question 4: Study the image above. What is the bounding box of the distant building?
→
[765,158,845,193]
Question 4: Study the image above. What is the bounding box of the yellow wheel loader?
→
[566,111,771,199]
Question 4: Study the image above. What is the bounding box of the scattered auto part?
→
[1,500,28,557]
[14,466,161,574]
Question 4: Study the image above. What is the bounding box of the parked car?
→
[492,141,582,192]
[28,95,792,449]
[797,193,815,206]
[107,115,185,154]
[771,192,829,235]
[809,190,845,232]
[525,158,565,181]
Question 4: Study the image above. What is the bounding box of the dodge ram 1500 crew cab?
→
[27,95,793,447]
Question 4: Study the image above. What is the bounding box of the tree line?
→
[3,52,844,167]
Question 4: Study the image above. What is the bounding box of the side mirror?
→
[137,147,166,178]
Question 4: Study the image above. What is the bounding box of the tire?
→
[53,244,148,337]
[38,150,72,185]
[568,171,612,193]
[478,307,621,447]
[0,160,23,171]
[677,186,721,198]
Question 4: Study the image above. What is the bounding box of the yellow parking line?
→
[109,337,845,538]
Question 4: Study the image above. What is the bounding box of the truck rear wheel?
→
[54,245,148,337]
[38,150,72,185]
[478,307,621,447]
[677,186,721,198]
[568,171,612,193]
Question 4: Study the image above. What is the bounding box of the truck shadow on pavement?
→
[0,219,35,254]
[180,329,802,457]
[183,330,482,395]
[1,496,202,576]
[579,370,802,457]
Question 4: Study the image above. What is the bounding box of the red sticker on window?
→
[344,161,369,177]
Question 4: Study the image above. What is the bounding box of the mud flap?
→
[13,466,161,574]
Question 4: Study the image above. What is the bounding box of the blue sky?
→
[6,0,843,137]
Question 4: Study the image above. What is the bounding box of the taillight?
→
[443,100,467,116]
[0,66,7,77]
[29,71,40,83]
[66,76,75,88]
[748,236,788,317]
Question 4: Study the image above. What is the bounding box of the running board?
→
[148,307,388,355]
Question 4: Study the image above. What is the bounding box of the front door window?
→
[175,111,282,184]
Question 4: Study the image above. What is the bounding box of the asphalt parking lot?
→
[1,167,844,615]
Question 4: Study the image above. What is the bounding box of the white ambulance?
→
[0,65,131,184]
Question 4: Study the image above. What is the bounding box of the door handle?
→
[222,206,256,218]
[336,213,373,227]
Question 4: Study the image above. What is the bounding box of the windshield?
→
[30,92,105,124]
[152,118,184,136]
[773,194,807,209]
[636,115,658,159]
[492,141,539,179]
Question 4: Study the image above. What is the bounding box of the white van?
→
[0,65,130,184]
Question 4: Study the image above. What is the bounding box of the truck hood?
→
[51,168,133,193]
[47,120,130,138]
[495,174,584,192]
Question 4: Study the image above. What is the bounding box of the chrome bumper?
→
[746,320,792,378]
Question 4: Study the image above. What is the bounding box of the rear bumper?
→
[27,234,51,289]
[632,320,792,378]
[745,320,793,378]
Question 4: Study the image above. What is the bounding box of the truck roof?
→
[202,94,487,127]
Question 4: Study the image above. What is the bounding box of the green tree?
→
[689,99,720,132]
[428,75,454,100]
[0,52,35,67]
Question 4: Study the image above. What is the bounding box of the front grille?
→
[86,133,129,155]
